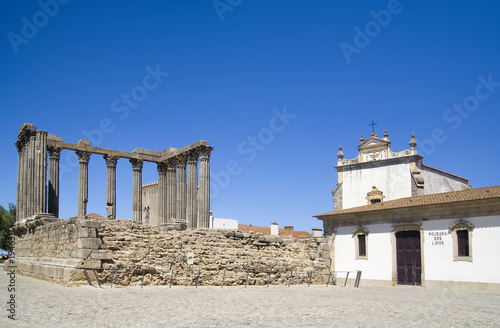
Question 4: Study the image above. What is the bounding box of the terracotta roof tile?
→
[315,185,500,217]
[86,213,105,219]
[238,224,311,238]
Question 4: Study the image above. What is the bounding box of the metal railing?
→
[81,267,362,289]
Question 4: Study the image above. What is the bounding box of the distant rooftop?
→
[238,224,311,238]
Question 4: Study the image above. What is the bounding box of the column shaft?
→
[21,141,28,219]
[186,150,198,229]
[26,135,36,217]
[48,147,61,217]
[157,163,167,225]
[34,130,47,214]
[198,146,212,228]
[166,159,177,223]
[104,156,118,219]
[77,151,91,220]
[176,155,187,223]
[15,139,24,222]
[131,159,143,222]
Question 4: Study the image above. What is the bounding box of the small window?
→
[353,226,369,260]
[358,234,366,257]
[450,220,473,262]
[456,230,469,257]
[366,186,385,205]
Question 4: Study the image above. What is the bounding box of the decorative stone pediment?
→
[358,133,391,152]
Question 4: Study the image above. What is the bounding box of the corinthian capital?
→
[104,155,119,168]
[76,151,91,163]
[48,147,62,159]
[198,145,213,160]
[130,159,143,171]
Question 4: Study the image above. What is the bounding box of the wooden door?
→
[396,231,421,285]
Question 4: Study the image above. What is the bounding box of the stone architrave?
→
[197,146,213,228]
[76,151,91,220]
[130,159,143,222]
[186,150,198,229]
[176,154,188,223]
[104,155,119,219]
[48,147,62,217]
[157,162,167,225]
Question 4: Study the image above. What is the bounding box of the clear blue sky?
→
[1,1,499,232]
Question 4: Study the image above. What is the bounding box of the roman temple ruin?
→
[14,123,213,228]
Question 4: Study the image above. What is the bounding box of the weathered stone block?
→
[325,259,332,268]
[77,238,101,249]
[79,227,97,238]
[77,260,101,269]
[76,249,92,259]
[91,252,113,260]
[319,243,330,251]
[80,220,100,229]
[319,251,330,259]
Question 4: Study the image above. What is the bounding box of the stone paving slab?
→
[1,268,499,327]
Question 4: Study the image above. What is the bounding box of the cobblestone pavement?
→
[1,269,499,327]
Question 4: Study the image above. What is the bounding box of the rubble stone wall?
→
[11,216,104,280]
[10,218,333,286]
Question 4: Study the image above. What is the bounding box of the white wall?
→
[210,217,238,230]
[423,216,500,284]
[335,224,393,282]
[334,215,500,286]
[342,162,412,209]
[421,166,470,194]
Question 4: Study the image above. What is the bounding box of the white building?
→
[210,215,238,230]
[315,131,500,290]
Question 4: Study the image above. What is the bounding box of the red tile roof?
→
[86,213,105,219]
[315,185,500,217]
[238,224,311,238]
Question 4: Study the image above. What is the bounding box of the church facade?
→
[315,131,500,290]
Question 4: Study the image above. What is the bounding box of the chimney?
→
[271,222,279,236]
[284,226,294,231]
[312,228,322,237]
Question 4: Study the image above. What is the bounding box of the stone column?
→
[104,155,118,219]
[176,154,187,223]
[166,158,177,223]
[15,138,24,222]
[26,134,36,217]
[157,162,167,225]
[76,151,91,220]
[186,150,198,229]
[48,147,62,217]
[34,130,48,214]
[21,140,29,219]
[197,146,212,228]
[130,159,143,222]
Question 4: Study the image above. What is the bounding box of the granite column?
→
[104,155,118,219]
[157,162,167,225]
[186,150,198,228]
[131,159,143,222]
[77,151,91,220]
[48,147,61,217]
[166,158,177,223]
[176,154,187,223]
[34,130,48,214]
[197,146,212,228]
